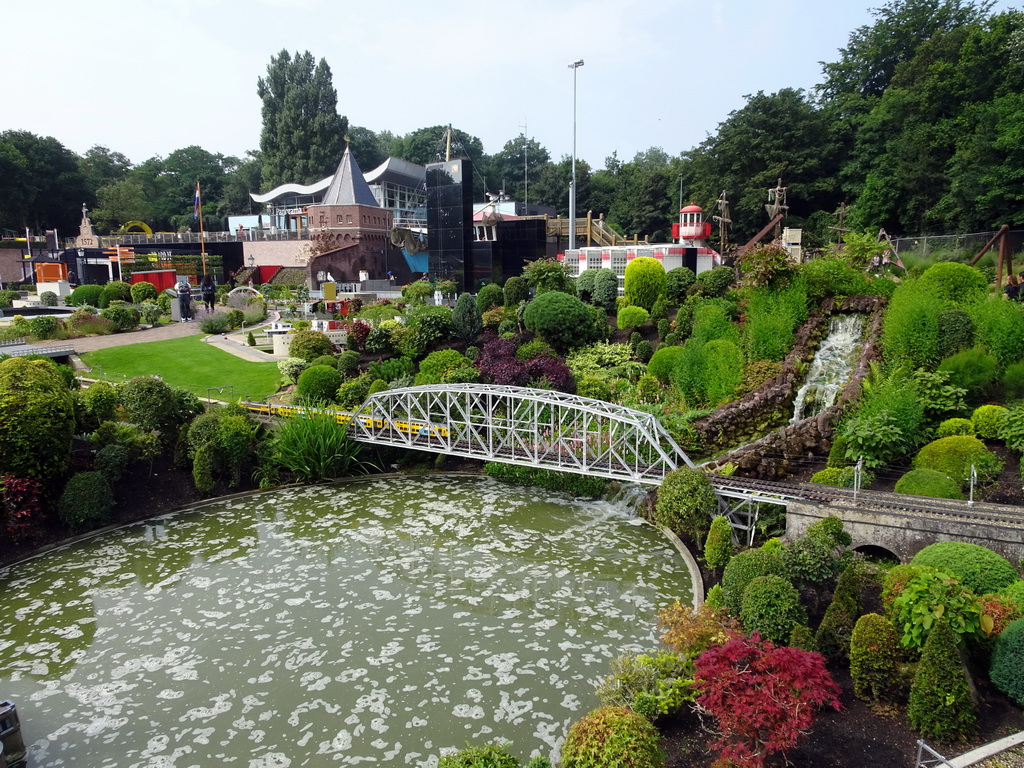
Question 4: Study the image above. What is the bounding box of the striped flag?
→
[193,182,201,219]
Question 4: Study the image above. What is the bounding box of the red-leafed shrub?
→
[347,320,371,352]
[1,475,46,546]
[476,338,528,386]
[694,634,842,768]
[525,356,575,393]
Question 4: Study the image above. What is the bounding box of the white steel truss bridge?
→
[345,383,696,484]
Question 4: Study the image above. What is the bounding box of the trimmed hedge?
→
[651,467,716,542]
[912,435,1002,485]
[894,469,965,500]
[296,365,342,403]
[936,418,974,439]
[911,542,1019,597]
[57,471,114,532]
[908,620,976,740]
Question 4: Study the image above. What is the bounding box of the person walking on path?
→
[176,278,194,322]
[201,274,216,313]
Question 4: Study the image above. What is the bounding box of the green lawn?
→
[80,335,285,402]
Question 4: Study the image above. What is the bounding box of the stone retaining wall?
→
[698,295,886,479]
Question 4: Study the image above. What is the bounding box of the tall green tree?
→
[0,130,88,232]
[346,126,388,172]
[820,0,993,101]
[391,125,490,198]
[78,145,132,198]
[258,49,347,190]
[90,179,153,233]
[687,89,842,241]
[487,133,551,204]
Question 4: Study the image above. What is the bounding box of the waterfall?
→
[790,314,866,425]
[600,481,653,518]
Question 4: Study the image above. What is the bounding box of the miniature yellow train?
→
[240,400,449,438]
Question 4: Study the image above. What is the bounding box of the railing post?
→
[968,464,977,507]
[853,456,863,505]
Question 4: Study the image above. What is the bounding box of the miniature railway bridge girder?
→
[346,383,697,485]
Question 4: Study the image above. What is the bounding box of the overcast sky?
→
[1,0,1015,171]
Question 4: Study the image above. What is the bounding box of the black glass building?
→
[426,158,474,288]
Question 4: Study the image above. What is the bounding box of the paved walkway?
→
[35,310,284,363]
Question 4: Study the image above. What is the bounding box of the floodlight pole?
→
[568,59,584,249]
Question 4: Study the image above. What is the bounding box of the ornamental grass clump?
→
[595,650,696,720]
[269,408,367,483]
[560,706,664,768]
[908,620,976,741]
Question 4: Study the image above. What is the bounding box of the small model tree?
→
[453,292,483,344]
[703,515,734,570]
[908,619,976,741]
[523,291,597,353]
[651,467,716,543]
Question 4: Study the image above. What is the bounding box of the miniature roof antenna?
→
[712,190,732,255]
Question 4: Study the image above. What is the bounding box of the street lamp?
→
[568,59,584,248]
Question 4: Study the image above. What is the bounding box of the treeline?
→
[2,1,1021,243]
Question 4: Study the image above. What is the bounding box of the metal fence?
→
[890,229,1024,265]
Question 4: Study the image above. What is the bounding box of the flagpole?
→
[196,181,208,275]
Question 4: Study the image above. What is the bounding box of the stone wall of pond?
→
[697,295,886,479]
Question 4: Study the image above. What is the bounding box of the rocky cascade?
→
[695,295,886,479]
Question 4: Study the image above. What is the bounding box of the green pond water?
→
[0,475,693,766]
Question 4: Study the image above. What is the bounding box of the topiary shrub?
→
[617,305,650,330]
[475,283,504,315]
[98,280,132,308]
[503,276,528,307]
[990,618,1024,706]
[576,268,599,302]
[894,468,965,500]
[722,548,786,616]
[694,265,735,297]
[911,541,1019,597]
[27,315,59,339]
[523,291,598,353]
[913,435,1002,486]
[336,372,373,409]
[93,443,129,483]
[438,744,520,768]
[740,574,807,645]
[296,365,342,404]
[415,349,474,386]
[972,404,1009,439]
[130,281,158,303]
[624,257,667,311]
[0,358,75,483]
[591,268,618,312]
[936,418,974,439]
[704,515,734,570]
[289,329,333,361]
[937,308,975,360]
[788,623,817,652]
[560,706,664,768]
[908,620,976,741]
[68,283,104,307]
[650,467,716,542]
[646,345,684,383]
[453,292,483,344]
[39,290,58,307]
[337,349,361,377]
[99,304,140,332]
[576,375,613,402]
[810,467,855,487]
[666,267,695,306]
[850,613,900,702]
[919,262,988,306]
[634,339,653,364]
[57,471,114,532]
[118,375,202,444]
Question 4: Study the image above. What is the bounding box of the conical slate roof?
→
[318,145,379,207]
